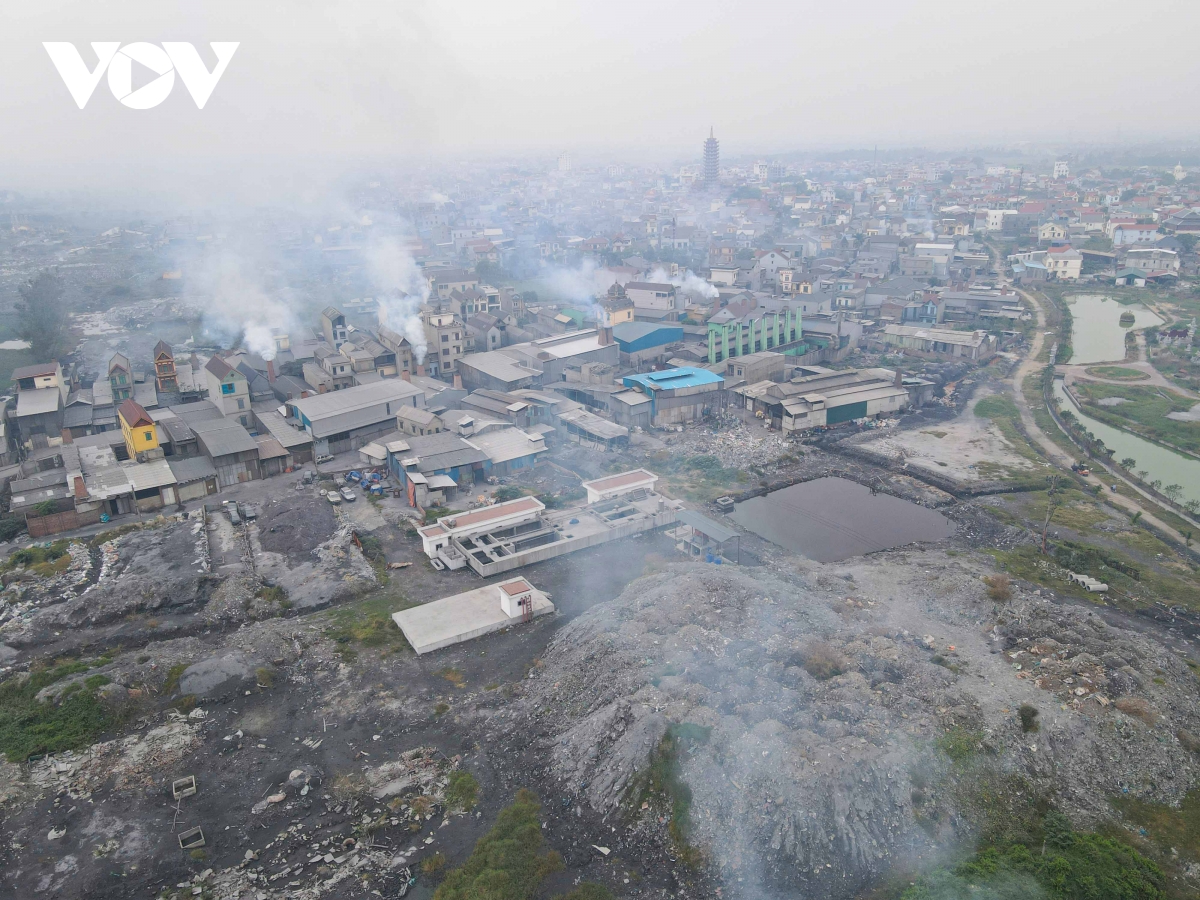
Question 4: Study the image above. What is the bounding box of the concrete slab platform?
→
[392,581,554,655]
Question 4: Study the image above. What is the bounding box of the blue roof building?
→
[612,322,684,355]
[614,367,725,428]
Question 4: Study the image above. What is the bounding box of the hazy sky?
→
[3,1,1199,201]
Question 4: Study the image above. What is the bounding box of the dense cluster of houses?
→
[5,148,1196,536]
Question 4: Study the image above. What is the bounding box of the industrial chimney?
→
[598,325,614,346]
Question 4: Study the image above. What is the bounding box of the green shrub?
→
[433,789,564,900]
[1018,704,1039,733]
[445,770,479,811]
[903,810,1165,900]
[420,851,447,879]
[0,517,26,542]
[0,661,122,761]
[162,663,187,694]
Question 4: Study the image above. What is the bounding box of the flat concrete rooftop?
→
[391,582,553,655]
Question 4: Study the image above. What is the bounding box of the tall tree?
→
[16,271,68,362]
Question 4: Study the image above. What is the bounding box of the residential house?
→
[118,399,160,461]
[465,312,504,352]
[108,353,134,403]
[424,311,466,378]
[152,341,178,393]
[625,282,678,321]
[598,283,636,327]
[319,307,349,346]
[191,418,261,487]
[204,355,252,426]
[1044,245,1083,280]
[1039,222,1067,243]
[1111,223,1161,247]
[1125,247,1180,274]
[396,405,446,437]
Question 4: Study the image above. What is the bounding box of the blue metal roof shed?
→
[622,367,724,392]
[612,322,684,354]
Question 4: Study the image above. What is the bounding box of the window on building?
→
[222,383,235,394]
[442,348,449,356]
[441,334,449,342]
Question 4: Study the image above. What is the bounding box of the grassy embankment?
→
[1071,382,1200,457]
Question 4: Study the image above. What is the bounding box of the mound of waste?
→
[516,562,1200,898]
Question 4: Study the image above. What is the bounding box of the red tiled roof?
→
[118,399,154,428]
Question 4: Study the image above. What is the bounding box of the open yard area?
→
[849,387,1045,486]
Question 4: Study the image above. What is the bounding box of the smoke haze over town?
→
[2,4,1200,900]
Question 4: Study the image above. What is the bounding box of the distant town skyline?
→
[2,0,1200,201]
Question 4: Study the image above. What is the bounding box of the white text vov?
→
[43,42,239,109]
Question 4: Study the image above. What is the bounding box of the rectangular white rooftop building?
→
[580,468,658,504]
[391,577,553,654]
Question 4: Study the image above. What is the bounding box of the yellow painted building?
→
[118,399,159,459]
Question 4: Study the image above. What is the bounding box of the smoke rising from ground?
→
[364,235,430,363]
[188,251,298,360]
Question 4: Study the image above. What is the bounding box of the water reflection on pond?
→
[1066,294,1162,365]
[729,477,954,562]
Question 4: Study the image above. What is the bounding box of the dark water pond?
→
[728,476,954,562]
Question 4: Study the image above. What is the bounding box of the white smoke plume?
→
[192,254,298,361]
[543,257,602,305]
[364,236,430,363]
[649,265,719,301]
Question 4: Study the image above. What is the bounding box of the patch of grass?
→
[433,789,564,900]
[445,770,479,811]
[423,507,462,524]
[255,667,274,688]
[1086,365,1149,380]
[1114,790,1200,867]
[1114,697,1159,726]
[88,523,144,547]
[493,485,527,502]
[255,584,286,605]
[974,394,1021,421]
[325,592,415,657]
[794,641,848,680]
[434,702,450,717]
[983,573,1013,602]
[0,516,26,542]
[937,726,985,764]
[0,659,127,761]
[626,723,711,868]
[420,851,447,879]
[903,810,1165,900]
[1073,381,1200,455]
[552,886,614,900]
[2,540,70,573]
[436,667,467,688]
[162,663,187,694]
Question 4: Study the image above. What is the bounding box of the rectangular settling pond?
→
[728,476,954,562]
